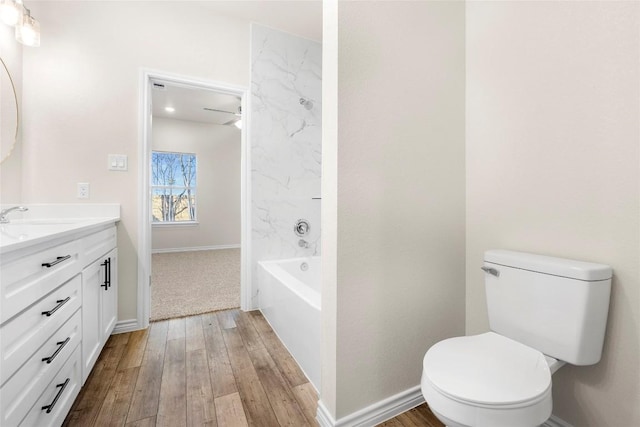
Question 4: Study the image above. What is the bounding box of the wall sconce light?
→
[0,0,22,26]
[0,0,40,47]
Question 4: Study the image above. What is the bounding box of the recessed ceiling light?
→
[165,107,175,113]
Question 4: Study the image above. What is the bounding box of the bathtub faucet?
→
[298,239,309,249]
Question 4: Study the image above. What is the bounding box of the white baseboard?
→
[316,385,425,427]
[152,244,240,254]
[543,415,573,427]
[112,319,141,334]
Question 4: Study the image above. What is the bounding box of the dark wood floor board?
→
[376,404,444,427]
[118,328,149,371]
[94,366,140,426]
[292,382,319,426]
[126,415,156,427]
[106,331,130,348]
[221,327,280,427]
[126,321,169,423]
[157,337,187,426]
[186,314,206,352]
[64,339,128,426]
[217,309,237,330]
[64,309,441,427]
[232,310,265,353]
[167,316,187,341]
[247,346,310,426]
[379,418,405,427]
[247,311,309,388]
[214,392,249,427]
[203,312,238,398]
[186,348,217,426]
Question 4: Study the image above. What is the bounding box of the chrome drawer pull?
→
[41,378,70,414]
[42,255,71,268]
[41,297,70,317]
[42,337,70,364]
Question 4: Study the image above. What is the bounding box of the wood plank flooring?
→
[63,309,443,427]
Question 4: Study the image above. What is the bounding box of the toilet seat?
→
[421,332,553,427]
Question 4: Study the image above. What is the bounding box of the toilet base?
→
[431,408,469,427]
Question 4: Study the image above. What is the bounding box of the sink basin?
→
[0,219,85,242]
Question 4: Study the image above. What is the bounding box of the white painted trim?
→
[543,415,574,427]
[112,319,140,334]
[152,244,241,254]
[316,386,425,427]
[138,68,251,332]
[317,401,337,427]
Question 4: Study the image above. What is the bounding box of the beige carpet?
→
[150,248,240,321]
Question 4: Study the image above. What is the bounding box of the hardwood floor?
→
[63,309,443,427]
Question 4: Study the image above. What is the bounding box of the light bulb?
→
[15,8,39,47]
[0,0,22,26]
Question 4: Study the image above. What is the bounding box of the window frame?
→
[150,150,198,225]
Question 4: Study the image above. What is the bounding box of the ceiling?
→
[152,83,242,126]
[151,1,322,126]
[198,1,322,42]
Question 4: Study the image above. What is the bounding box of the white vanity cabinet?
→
[81,225,117,383]
[0,217,119,427]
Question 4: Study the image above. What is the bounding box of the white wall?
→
[0,24,22,203]
[466,1,640,426]
[251,25,322,306]
[20,1,252,321]
[151,117,240,251]
[323,0,466,419]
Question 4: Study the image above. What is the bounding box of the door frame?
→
[137,68,251,329]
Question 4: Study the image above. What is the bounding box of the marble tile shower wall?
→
[250,25,322,298]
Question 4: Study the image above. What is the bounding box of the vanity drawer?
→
[81,225,116,267]
[17,345,82,427]
[0,310,81,427]
[1,239,81,324]
[0,275,81,385]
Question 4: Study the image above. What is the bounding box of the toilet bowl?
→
[421,332,554,427]
[420,250,612,427]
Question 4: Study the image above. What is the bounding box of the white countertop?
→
[0,204,120,255]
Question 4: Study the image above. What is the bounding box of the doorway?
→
[138,70,250,328]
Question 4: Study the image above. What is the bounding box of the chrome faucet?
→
[0,206,28,223]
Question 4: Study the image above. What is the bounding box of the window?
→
[151,151,197,223]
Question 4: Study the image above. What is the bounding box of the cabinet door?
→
[81,260,102,384]
[100,248,117,341]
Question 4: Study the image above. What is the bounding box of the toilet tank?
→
[483,250,612,366]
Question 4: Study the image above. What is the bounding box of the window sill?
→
[152,221,199,227]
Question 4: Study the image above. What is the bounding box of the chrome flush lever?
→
[481,266,500,277]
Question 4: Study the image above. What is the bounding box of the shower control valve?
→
[294,219,310,237]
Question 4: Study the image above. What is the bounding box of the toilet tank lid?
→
[485,250,612,281]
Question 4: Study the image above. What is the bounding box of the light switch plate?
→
[108,154,128,171]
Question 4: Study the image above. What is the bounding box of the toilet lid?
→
[423,332,552,406]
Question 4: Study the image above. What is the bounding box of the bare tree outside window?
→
[151,151,197,222]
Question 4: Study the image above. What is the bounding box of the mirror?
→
[1,56,19,164]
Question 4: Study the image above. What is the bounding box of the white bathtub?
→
[258,256,321,390]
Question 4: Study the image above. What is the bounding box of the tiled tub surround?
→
[250,24,322,307]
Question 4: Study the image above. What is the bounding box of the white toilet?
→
[421,250,612,427]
